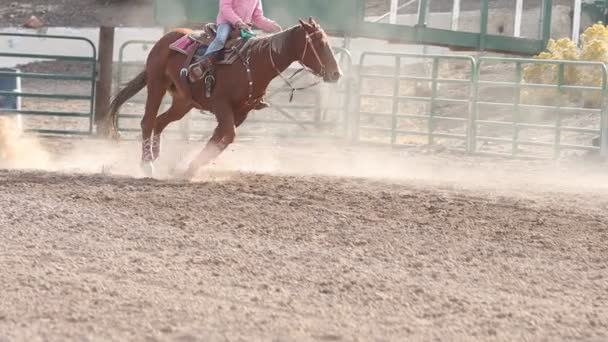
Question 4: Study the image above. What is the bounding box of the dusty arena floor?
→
[1,133,608,341]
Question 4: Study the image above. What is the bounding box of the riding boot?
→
[199,52,219,69]
[198,52,220,98]
[190,52,219,83]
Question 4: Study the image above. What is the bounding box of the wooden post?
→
[95,26,115,137]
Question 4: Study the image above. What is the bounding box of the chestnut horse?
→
[106,18,342,178]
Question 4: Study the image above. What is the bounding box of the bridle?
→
[269,26,328,102]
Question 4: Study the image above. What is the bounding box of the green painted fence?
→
[354,52,476,150]
[4,31,607,160]
[0,33,96,135]
[472,57,608,159]
[354,53,608,159]
[359,0,553,56]
[154,0,552,55]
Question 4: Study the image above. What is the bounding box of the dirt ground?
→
[1,131,608,341]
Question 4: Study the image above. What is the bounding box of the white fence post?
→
[451,0,461,31]
[389,0,399,24]
[572,0,582,45]
[514,0,523,37]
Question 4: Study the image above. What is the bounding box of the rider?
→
[199,0,283,69]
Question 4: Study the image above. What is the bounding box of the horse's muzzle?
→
[324,70,342,83]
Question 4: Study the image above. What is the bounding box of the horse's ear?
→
[308,17,319,28]
[298,18,307,27]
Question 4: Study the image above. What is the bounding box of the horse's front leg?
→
[184,101,236,179]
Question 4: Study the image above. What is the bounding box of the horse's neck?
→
[269,28,298,72]
[251,28,299,87]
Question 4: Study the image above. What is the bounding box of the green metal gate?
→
[354,52,476,150]
[472,57,608,159]
[0,33,97,135]
[354,52,608,159]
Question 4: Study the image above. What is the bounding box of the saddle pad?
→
[169,34,200,55]
[169,32,246,62]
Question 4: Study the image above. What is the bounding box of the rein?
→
[269,28,327,102]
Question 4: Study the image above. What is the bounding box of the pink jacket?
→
[217,0,281,33]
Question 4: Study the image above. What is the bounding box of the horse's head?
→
[294,18,342,83]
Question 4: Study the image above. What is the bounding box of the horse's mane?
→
[245,25,300,56]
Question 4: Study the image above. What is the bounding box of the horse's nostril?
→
[332,71,342,80]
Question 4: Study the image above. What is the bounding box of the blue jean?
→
[203,23,232,57]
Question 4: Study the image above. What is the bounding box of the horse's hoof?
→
[180,164,201,181]
[141,161,155,178]
[182,169,196,181]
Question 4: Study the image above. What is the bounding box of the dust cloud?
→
[213,139,608,198]
[0,116,51,170]
[0,116,140,177]
[2,112,608,200]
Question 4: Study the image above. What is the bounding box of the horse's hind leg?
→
[152,97,193,161]
[140,77,168,175]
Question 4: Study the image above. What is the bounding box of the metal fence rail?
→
[4,31,608,160]
[0,33,97,135]
[354,53,608,159]
[473,57,608,159]
[354,52,476,150]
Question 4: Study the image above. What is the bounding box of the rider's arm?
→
[251,0,282,33]
[219,0,247,28]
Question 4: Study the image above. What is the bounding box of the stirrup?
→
[180,67,189,78]
[204,73,216,98]
[188,64,204,83]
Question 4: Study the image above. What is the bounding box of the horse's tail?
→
[106,70,147,137]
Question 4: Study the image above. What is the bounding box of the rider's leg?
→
[200,23,232,66]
